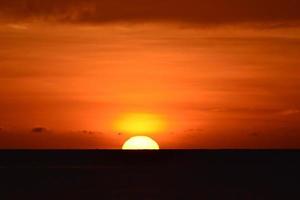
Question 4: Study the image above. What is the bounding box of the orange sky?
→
[0,0,300,149]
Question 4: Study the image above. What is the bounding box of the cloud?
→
[7,23,28,30]
[249,132,259,137]
[0,0,299,26]
[0,129,116,149]
[279,109,300,116]
[184,128,204,134]
[31,127,48,133]
[81,130,104,135]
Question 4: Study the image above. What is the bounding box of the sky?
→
[0,0,300,149]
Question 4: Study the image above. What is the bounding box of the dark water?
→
[0,150,299,199]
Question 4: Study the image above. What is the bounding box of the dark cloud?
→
[250,132,259,137]
[184,128,204,133]
[0,130,114,149]
[81,130,103,135]
[81,130,94,135]
[0,0,299,25]
[31,127,48,133]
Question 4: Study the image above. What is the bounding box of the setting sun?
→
[122,136,160,150]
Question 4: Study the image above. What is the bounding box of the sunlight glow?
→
[116,113,164,134]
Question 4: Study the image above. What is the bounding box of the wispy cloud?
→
[7,23,28,30]
[0,0,299,26]
[279,109,300,116]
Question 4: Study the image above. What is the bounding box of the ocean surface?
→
[0,150,299,199]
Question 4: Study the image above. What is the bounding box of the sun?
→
[122,136,160,150]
